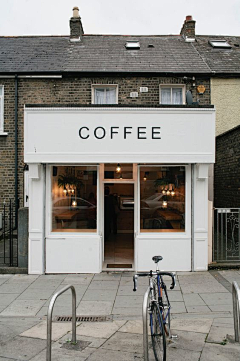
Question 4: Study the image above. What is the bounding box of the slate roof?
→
[0,34,239,74]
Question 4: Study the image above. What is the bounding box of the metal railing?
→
[213,208,240,262]
[232,281,240,342]
[47,285,76,361]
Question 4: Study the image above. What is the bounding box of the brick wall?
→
[214,125,240,208]
[0,75,211,211]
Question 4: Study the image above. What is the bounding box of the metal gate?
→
[213,208,240,262]
[0,201,18,267]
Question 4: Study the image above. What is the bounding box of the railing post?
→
[232,281,240,342]
[143,288,150,361]
[46,285,77,361]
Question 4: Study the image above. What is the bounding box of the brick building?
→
[1,9,238,273]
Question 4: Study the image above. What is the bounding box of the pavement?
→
[0,269,239,360]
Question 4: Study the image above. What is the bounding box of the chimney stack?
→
[180,15,196,40]
[70,6,84,41]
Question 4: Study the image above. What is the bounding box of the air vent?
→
[209,40,231,48]
[54,315,112,322]
[125,41,140,50]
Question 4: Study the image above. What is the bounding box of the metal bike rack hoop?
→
[143,287,150,361]
[232,281,240,342]
[47,284,76,361]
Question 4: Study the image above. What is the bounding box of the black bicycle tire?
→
[151,302,166,361]
[161,287,171,337]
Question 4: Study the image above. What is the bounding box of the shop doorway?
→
[103,183,134,269]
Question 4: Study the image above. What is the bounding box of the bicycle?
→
[133,255,175,361]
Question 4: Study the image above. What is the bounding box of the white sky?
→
[0,0,239,36]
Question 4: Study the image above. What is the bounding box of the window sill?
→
[0,132,8,136]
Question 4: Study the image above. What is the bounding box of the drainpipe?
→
[191,164,195,271]
[15,74,18,227]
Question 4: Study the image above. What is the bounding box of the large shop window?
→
[92,85,118,104]
[140,166,185,232]
[51,166,97,232]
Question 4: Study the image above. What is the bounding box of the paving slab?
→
[0,283,30,294]
[62,274,94,285]
[208,304,233,312]
[76,320,125,338]
[17,288,56,300]
[180,283,229,294]
[0,336,46,360]
[0,299,46,316]
[82,289,117,301]
[44,292,83,307]
[0,293,19,306]
[36,305,74,317]
[101,331,143,354]
[117,285,146,296]
[30,340,93,361]
[207,325,234,344]
[0,317,39,343]
[200,292,232,305]
[20,320,75,341]
[168,290,183,301]
[149,347,201,361]
[60,332,107,348]
[213,317,234,326]
[112,306,142,317]
[183,293,206,306]
[118,320,147,334]
[86,348,144,361]
[170,301,186,313]
[200,342,240,361]
[5,275,39,283]
[171,318,213,333]
[93,273,121,281]
[114,295,143,308]
[168,329,207,352]
[77,301,113,315]
[186,305,212,313]
[87,281,119,290]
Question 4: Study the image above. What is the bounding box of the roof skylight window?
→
[209,40,231,48]
[125,41,140,50]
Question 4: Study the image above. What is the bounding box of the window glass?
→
[104,164,133,179]
[51,165,97,232]
[161,86,183,105]
[94,87,117,104]
[140,166,185,232]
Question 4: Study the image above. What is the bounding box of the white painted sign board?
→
[24,107,215,163]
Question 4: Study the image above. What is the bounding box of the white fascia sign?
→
[24,107,215,164]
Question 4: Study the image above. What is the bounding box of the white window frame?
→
[159,85,185,105]
[91,84,118,105]
[0,85,6,135]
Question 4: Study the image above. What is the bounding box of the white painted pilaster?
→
[28,164,45,274]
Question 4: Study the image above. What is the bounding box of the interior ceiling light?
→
[116,163,121,173]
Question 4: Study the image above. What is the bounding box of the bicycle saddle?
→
[152,255,163,263]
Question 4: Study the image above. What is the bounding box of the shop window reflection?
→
[140,166,185,232]
[51,166,97,232]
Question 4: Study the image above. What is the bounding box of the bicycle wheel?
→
[150,302,166,361]
[161,286,171,337]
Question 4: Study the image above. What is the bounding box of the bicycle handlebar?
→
[132,271,176,292]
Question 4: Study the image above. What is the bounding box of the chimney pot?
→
[186,15,193,21]
[73,6,80,18]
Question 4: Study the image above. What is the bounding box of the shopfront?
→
[24,106,215,274]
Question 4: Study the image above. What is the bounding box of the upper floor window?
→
[92,85,118,104]
[0,86,4,133]
[160,85,185,105]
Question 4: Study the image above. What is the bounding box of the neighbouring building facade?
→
[2,9,239,273]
